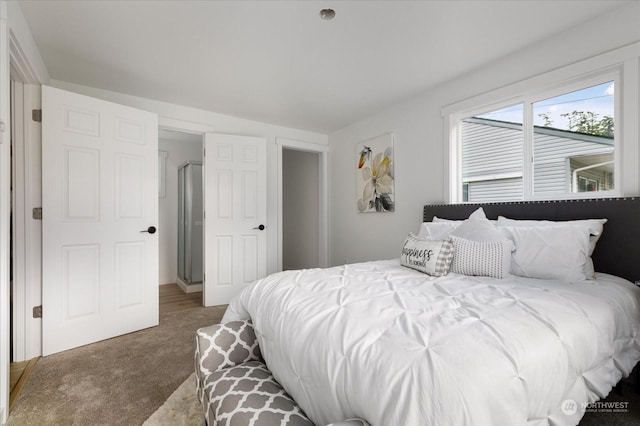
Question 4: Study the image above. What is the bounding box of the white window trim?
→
[442,42,640,203]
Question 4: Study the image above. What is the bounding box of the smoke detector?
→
[319,8,336,20]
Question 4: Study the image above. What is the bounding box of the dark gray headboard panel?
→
[423,198,640,283]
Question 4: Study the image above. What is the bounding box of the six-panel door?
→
[42,86,159,355]
[203,133,267,306]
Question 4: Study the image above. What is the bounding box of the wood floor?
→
[9,357,39,411]
[9,283,202,412]
[159,283,203,315]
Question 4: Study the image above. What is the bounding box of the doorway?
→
[158,129,204,302]
[282,148,321,270]
[9,79,41,362]
[8,78,43,412]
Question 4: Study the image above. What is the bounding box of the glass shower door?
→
[177,165,186,281]
[177,162,203,286]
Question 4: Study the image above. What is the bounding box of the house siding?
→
[461,118,613,201]
[534,133,613,196]
[467,178,523,201]
[461,120,522,180]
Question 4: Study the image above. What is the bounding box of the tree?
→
[537,111,613,137]
[596,115,614,138]
[538,113,553,127]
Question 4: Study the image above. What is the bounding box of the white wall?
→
[283,149,319,270]
[328,2,640,266]
[48,80,329,277]
[158,135,202,285]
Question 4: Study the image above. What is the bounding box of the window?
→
[532,82,614,198]
[462,183,469,202]
[462,104,523,201]
[578,176,599,192]
[451,73,619,203]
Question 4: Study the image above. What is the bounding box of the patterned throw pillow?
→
[450,236,512,279]
[418,222,457,240]
[400,234,454,277]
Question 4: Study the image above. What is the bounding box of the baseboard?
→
[176,277,203,294]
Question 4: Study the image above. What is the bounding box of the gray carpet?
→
[7,305,226,426]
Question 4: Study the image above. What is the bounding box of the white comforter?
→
[222,259,640,426]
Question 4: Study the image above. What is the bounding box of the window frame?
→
[442,42,640,204]
[450,69,621,203]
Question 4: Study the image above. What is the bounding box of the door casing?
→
[276,137,329,271]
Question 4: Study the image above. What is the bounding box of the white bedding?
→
[222,259,640,426]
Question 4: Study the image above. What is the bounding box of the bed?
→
[221,198,640,426]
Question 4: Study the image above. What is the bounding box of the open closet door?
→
[203,133,267,306]
[42,86,159,355]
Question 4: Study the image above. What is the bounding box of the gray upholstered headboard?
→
[423,198,640,283]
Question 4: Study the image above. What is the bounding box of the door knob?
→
[253,224,266,231]
[140,226,157,234]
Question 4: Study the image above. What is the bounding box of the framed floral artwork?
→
[356,133,395,213]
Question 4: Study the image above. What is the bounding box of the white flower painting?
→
[356,133,395,213]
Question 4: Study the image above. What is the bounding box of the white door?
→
[42,86,159,355]
[204,133,267,306]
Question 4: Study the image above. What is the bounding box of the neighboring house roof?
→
[464,117,614,146]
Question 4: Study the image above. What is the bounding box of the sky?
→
[476,81,614,130]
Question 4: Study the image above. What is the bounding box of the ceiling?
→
[18,1,629,134]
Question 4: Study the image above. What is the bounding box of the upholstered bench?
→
[195,320,369,426]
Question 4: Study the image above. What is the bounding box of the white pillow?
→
[496,216,607,255]
[499,225,591,282]
[432,216,463,226]
[433,213,496,225]
[418,222,457,240]
[450,207,506,242]
[400,234,454,277]
[450,236,513,279]
[496,216,607,279]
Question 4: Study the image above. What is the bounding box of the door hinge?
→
[0,119,6,144]
[32,109,42,123]
[33,305,42,318]
[32,207,42,220]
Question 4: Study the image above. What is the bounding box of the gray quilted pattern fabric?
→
[196,320,263,373]
[195,320,371,426]
[202,360,313,426]
[195,320,263,405]
[195,320,314,425]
